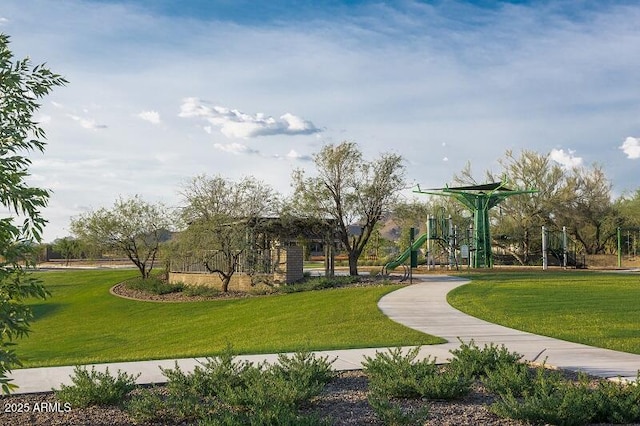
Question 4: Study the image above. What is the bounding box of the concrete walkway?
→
[7,275,640,394]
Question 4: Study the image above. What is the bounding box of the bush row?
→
[53,341,640,425]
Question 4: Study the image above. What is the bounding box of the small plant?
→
[368,395,430,426]
[363,346,471,400]
[591,373,640,424]
[363,347,437,398]
[482,359,534,397]
[124,276,184,295]
[183,284,220,297]
[55,366,139,407]
[448,339,523,379]
[490,368,597,426]
[126,349,334,424]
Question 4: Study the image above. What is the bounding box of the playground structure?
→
[383,181,538,275]
[542,226,586,269]
[382,212,468,278]
[617,227,640,268]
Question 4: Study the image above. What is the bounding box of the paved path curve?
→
[378,275,640,382]
[8,274,639,394]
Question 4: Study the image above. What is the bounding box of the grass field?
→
[448,270,640,355]
[19,269,442,368]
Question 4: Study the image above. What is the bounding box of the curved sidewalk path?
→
[379,275,640,382]
[7,275,639,394]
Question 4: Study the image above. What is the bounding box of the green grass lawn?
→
[448,270,640,354]
[19,269,442,367]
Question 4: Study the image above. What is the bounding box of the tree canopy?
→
[291,141,405,275]
[0,33,66,393]
[70,195,175,279]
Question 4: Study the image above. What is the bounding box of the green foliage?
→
[591,373,640,424]
[291,141,406,276]
[489,364,640,425]
[54,366,139,407]
[70,195,174,279]
[448,339,523,379]
[367,395,430,426]
[124,276,184,295]
[126,349,333,425]
[482,360,533,397]
[279,275,361,293]
[363,346,471,400]
[0,33,66,393]
[183,284,221,297]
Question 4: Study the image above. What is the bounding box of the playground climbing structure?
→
[414,181,537,268]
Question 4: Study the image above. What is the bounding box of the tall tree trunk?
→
[348,251,359,276]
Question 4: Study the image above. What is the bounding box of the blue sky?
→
[1,0,640,242]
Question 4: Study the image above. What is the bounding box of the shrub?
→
[126,349,333,424]
[490,368,597,426]
[482,360,534,397]
[591,374,640,424]
[183,285,220,297]
[363,346,471,400]
[55,366,139,407]
[368,395,430,426]
[124,276,184,295]
[448,339,522,379]
[279,275,360,293]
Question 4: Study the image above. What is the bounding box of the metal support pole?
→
[448,215,455,269]
[542,226,548,270]
[562,226,568,269]
[426,215,432,270]
[617,227,622,268]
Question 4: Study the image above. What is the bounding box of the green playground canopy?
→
[414,181,537,268]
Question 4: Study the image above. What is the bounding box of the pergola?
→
[414,181,537,268]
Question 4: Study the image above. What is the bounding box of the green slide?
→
[384,233,429,272]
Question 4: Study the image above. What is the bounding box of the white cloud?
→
[137,110,161,124]
[620,137,640,159]
[36,114,52,124]
[179,97,321,139]
[67,114,108,130]
[0,17,9,25]
[550,148,583,169]
[285,149,312,161]
[213,142,259,155]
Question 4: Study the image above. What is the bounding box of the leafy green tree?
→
[177,175,280,292]
[454,150,619,264]
[70,196,175,279]
[0,33,66,393]
[52,237,81,266]
[291,141,405,275]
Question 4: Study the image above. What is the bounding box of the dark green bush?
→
[491,369,597,426]
[590,373,640,424]
[482,360,534,397]
[55,366,139,407]
[363,346,471,400]
[126,349,333,424]
[183,284,221,297]
[124,276,184,295]
[279,275,361,293]
[448,339,523,379]
[368,395,430,426]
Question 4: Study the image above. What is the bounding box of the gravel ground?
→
[0,370,528,425]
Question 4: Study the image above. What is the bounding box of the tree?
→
[177,175,280,292]
[70,196,175,279]
[0,33,66,393]
[52,237,81,266]
[291,141,405,275]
